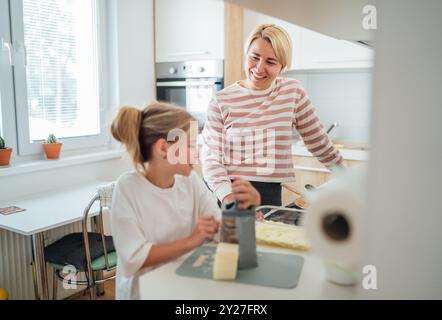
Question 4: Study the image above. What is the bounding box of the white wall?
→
[0,155,131,202]
[285,69,372,144]
[362,0,442,299]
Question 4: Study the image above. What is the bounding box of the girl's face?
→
[244,38,284,90]
[166,130,198,177]
[173,140,196,176]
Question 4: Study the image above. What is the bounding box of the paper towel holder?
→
[322,211,351,242]
[321,211,357,286]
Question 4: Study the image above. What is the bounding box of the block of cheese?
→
[213,242,239,280]
[255,221,310,251]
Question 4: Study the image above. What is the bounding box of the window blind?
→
[22,0,100,141]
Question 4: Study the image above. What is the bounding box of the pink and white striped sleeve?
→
[201,98,232,202]
[293,88,344,167]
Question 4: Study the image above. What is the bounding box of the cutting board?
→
[176,245,304,289]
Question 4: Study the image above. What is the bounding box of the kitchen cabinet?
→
[243,9,373,70]
[281,155,365,205]
[155,0,224,62]
[300,28,373,69]
[282,172,330,206]
[224,2,245,86]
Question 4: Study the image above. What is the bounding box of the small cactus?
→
[46,134,58,144]
[0,136,5,149]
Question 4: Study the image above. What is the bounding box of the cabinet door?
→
[155,0,224,62]
[300,27,373,69]
[282,171,331,205]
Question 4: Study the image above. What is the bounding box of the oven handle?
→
[156,81,219,87]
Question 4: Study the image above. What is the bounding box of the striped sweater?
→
[201,77,343,201]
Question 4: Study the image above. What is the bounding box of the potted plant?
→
[0,135,13,166]
[43,134,62,159]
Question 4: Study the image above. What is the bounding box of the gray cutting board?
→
[176,245,304,289]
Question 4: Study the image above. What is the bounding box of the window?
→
[0,0,110,156]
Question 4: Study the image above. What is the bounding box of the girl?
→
[110,102,260,299]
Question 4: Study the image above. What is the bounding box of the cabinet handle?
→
[157,80,218,87]
[167,51,209,56]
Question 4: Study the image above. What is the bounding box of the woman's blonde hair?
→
[244,24,292,70]
[111,102,194,173]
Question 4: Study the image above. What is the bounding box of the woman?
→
[110,102,260,299]
[201,24,344,207]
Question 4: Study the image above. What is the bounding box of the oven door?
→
[156,79,223,128]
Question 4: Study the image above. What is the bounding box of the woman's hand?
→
[230,177,261,209]
[255,210,265,221]
[223,193,235,204]
[187,215,220,248]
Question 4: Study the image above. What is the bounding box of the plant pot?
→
[43,143,62,159]
[0,148,12,166]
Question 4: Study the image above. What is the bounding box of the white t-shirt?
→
[110,170,220,300]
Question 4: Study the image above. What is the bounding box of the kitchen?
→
[0,0,441,303]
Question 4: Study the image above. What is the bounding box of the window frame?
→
[0,0,18,154]
[1,0,111,156]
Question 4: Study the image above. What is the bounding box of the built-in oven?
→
[156,60,224,130]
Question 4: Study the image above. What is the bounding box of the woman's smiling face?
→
[244,37,283,90]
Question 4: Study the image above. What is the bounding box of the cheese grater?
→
[220,201,258,269]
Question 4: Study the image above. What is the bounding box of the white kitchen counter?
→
[138,244,358,300]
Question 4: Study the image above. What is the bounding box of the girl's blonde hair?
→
[111,102,194,173]
[244,24,292,70]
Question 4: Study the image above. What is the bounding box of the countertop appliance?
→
[156,60,224,130]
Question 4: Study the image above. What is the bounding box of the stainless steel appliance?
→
[156,60,224,130]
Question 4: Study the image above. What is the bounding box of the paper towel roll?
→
[302,165,367,285]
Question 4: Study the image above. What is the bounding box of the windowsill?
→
[0,149,124,178]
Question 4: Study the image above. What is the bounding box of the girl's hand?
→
[231,177,261,209]
[187,215,219,248]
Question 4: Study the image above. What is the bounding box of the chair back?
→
[82,182,115,272]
